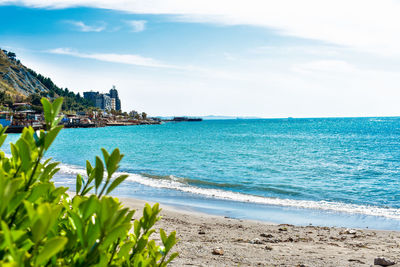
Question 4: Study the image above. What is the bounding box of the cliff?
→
[0,49,48,98]
[0,48,94,111]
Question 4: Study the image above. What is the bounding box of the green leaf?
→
[106,174,128,194]
[101,148,109,165]
[99,223,130,250]
[134,236,148,253]
[133,220,141,238]
[82,185,94,196]
[51,98,63,119]
[143,204,152,221]
[1,221,12,247]
[44,125,63,150]
[53,116,62,128]
[76,174,82,194]
[31,204,52,243]
[160,229,167,245]
[7,191,27,216]
[27,183,52,202]
[165,231,177,253]
[86,160,93,178]
[41,98,52,127]
[23,201,35,221]
[81,195,99,221]
[34,130,45,147]
[86,220,101,249]
[35,236,67,265]
[40,162,59,182]
[0,178,23,215]
[10,143,19,163]
[106,148,121,178]
[94,156,104,192]
[48,167,60,179]
[0,131,7,147]
[15,138,31,171]
[118,241,135,260]
[69,212,84,242]
[1,221,17,258]
[166,252,179,264]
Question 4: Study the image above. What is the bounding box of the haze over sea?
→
[7,118,400,230]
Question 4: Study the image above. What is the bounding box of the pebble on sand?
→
[212,248,224,256]
[374,257,396,266]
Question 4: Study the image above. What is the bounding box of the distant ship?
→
[171,117,203,122]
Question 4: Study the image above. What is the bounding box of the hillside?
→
[0,49,48,99]
[0,48,94,111]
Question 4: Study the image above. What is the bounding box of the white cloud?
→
[66,20,106,32]
[46,48,250,80]
[126,20,146,32]
[3,0,400,56]
[47,47,179,68]
[292,60,358,74]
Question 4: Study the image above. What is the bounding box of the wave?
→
[56,162,400,220]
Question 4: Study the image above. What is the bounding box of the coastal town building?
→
[83,91,98,106]
[83,86,121,111]
[109,86,121,111]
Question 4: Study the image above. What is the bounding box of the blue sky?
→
[1,0,400,117]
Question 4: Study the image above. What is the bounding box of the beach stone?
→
[250,238,264,244]
[212,247,224,256]
[198,230,206,235]
[260,233,273,238]
[265,245,273,251]
[374,257,395,266]
[343,229,357,235]
[278,227,288,232]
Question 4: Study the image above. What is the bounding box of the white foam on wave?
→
[57,163,400,220]
[58,163,87,176]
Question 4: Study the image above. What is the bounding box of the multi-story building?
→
[109,85,121,111]
[95,94,112,111]
[110,98,116,111]
[84,86,121,111]
[83,91,99,106]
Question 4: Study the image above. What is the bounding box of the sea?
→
[6,117,400,230]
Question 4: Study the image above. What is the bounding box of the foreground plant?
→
[0,98,178,266]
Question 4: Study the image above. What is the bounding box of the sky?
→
[0,0,400,118]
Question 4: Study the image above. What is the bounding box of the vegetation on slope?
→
[27,68,94,111]
[0,48,95,112]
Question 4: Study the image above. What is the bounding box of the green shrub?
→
[0,98,178,266]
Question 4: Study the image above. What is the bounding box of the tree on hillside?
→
[0,91,13,107]
[28,93,43,112]
[27,68,95,111]
[29,93,42,106]
[7,51,16,60]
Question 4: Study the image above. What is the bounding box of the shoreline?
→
[121,197,400,266]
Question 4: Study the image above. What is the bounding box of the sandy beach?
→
[122,197,400,266]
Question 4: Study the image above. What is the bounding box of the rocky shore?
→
[122,198,400,266]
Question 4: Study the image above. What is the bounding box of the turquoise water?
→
[6,118,400,229]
